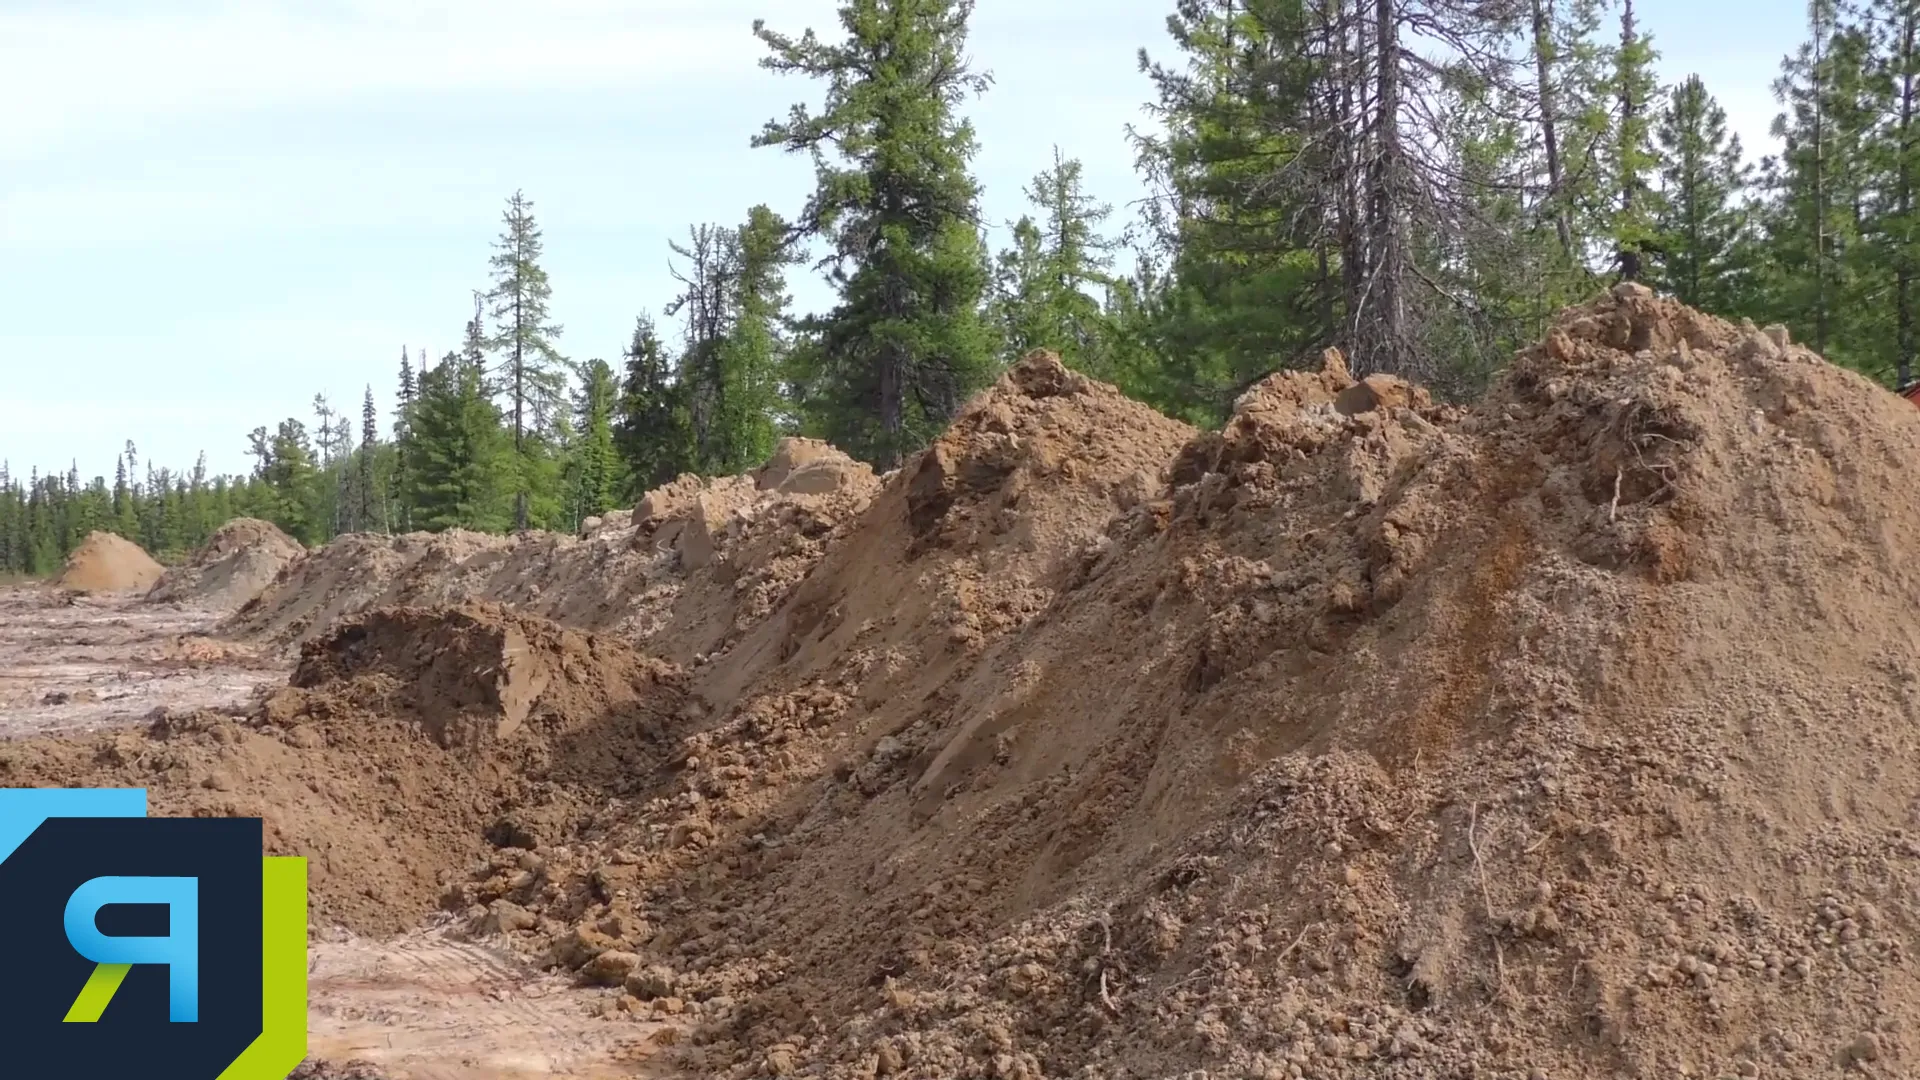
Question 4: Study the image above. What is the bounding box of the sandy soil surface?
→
[0,586,675,1079]
[309,928,672,1079]
[0,587,284,736]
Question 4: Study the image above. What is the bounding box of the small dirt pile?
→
[0,602,689,936]
[53,531,164,592]
[147,517,304,610]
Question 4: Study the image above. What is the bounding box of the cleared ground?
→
[0,587,671,1080]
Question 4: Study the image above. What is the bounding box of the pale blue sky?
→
[2,0,1798,479]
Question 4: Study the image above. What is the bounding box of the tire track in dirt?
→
[309,931,674,1079]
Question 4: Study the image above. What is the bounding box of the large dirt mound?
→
[428,301,1920,1080]
[53,531,165,592]
[0,602,689,936]
[16,310,1920,1079]
[223,438,880,663]
[146,517,304,610]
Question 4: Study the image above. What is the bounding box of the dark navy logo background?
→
[0,816,263,1079]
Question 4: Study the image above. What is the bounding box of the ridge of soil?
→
[11,311,1920,1079]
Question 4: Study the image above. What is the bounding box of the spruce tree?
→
[359,386,380,533]
[115,442,140,538]
[483,191,568,531]
[1650,76,1754,315]
[393,347,417,532]
[407,350,514,532]
[1871,0,1920,388]
[614,313,694,497]
[1762,0,1879,362]
[716,205,796,471]
[991,217,1052,360]
[570,359,622,521]
[187,457,207,547]
[667,223,736,470]
[251,419,324,544]
[1132,0,1532,402]
[1604,0,1661,282]
[0,462,16,575]
[111,454,129,528]
[754,0,997,469]
[991,149,1118,375]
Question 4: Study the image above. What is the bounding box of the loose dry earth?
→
[7,290,1920,1080]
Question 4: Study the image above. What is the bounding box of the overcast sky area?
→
[1,0,1801,479]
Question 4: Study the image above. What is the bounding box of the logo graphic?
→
[0,788,307,1079]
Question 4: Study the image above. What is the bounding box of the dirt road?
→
[0,586,674,1079]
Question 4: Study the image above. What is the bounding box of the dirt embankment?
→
[222,439,880,667]
[14,310,1920,1080]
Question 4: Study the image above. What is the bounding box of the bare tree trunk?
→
[1530,0,1572,261]
[1615,0,1642,283]
[1329,0,1367,345]
[1365,0,1408,376]
[878,345,904,471]
[1814,7,1830,356]
[1900,14,1916,389]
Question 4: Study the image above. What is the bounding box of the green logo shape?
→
[221,857,309,1080]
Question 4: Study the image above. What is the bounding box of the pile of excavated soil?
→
[434,314,1920,1080]
[146,517,304,610]
[53,531,165,593]
[223,439,879,664]
[17,316,1920,1080]
[0,602,689,936]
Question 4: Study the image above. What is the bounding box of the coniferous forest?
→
[3,0,1914,576]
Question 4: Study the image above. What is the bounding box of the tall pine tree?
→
[358,385,380,533]
[991,149,1119,375]
[1650,75,1754,315]
[393,347,418,532]
[712,204,797,472]
[569,359,622,523]
[1604,0,1661,282]
[754,0,997,469]
[615,313,694,498]
[407,350,514,532]
[484,191,568,530]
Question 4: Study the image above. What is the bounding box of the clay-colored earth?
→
[7,293,1920,1079]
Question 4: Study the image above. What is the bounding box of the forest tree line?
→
[4,0,1916,575]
